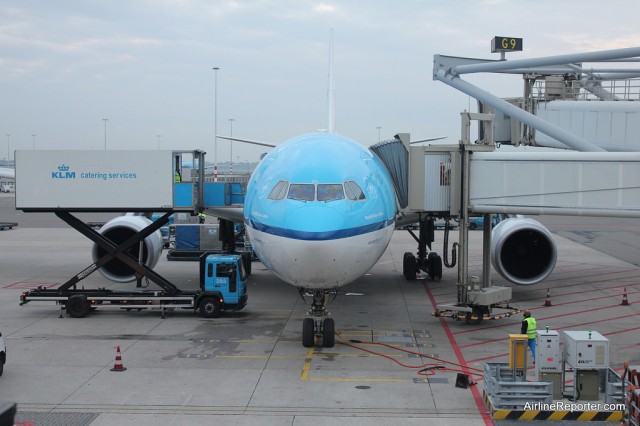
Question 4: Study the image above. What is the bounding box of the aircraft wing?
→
[0,168,15,179]
[394,211,420,229]
[216,135,277,148]
[409,136,447,144]
[204,206,245,223]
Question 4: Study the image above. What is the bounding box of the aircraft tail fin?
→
[327,28,335,134]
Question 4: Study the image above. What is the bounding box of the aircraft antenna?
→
[327,28,335,133]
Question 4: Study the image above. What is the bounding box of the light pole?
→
[376,126,382,143]
[6,134,9,162]
[102,118,109,150]
[32,134,36,150]
[228,118,235,174]
[212,67,220,181]
[156,135,161,150]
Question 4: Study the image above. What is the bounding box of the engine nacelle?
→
[92,215,163,283]
[490,218,557,286]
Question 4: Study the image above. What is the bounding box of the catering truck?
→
[20,253,248,318]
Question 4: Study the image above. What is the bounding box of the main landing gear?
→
[299,288,336,348]
[403,216,443,281]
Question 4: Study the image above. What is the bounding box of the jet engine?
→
[92,215,164,283]
[490,218,557,286]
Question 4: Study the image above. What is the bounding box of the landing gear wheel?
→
[427,252,443,281]
[403,252,411,275]
[67,295,90,318]
[199,297,222,318]
[404,253,417,280]
[302,318,315,347]
[322,318,335,348]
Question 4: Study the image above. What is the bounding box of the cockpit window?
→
[268,180,289,200]
[287,184,315,201]
[317,184,344,202]
[344,181,366,201]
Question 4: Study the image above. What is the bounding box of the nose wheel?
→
[299,288,336,348]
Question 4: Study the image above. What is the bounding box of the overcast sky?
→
[1,0,639,163]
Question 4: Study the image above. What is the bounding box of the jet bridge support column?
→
[457,113,495,302]
[435,113,516,324]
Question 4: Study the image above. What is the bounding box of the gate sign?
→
[491,36,523,53]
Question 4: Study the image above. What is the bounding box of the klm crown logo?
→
[52,164,75,179]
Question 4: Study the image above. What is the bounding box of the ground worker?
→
[521,311,537,363]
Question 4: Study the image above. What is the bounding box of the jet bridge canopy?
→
[370,135,409,209]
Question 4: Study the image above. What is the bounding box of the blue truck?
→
[20,253,248,319]
[467,214,502,230]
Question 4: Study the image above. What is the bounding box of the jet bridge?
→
[374,112,640,324]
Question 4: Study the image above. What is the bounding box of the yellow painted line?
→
[300,347,314,381]
[315,353,403,358]
[259,316,306,319]
[228,339,278,343]
[309,377,407,383]
[215,355,305,359]
[214,352,402,359]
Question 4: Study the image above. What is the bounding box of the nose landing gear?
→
[299,288,336,348]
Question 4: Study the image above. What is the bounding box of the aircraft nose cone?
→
[285,204,344,238]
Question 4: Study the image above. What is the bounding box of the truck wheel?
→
[322,318,335,348]
[199,297,222,318]
[302,318,315,347]
[67,296,90,318]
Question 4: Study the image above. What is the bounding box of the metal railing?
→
[532,78,640,101]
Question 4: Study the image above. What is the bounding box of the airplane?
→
[240,131,397,347]
[0,168,14,179]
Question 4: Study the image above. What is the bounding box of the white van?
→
[0,182,15,193]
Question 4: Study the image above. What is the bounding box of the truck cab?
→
[199,253,248,317]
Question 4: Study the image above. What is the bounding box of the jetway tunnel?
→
[369,122,640,322]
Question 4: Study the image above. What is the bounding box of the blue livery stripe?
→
[246,218,395,241]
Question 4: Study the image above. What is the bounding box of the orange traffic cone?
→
[544,288,553,307]
[110,345,127,372]
[621,288,630,306]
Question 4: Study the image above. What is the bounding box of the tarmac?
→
[0,192,639,426]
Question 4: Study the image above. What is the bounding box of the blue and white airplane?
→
[240,131,397,346]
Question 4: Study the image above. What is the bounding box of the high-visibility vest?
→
[525,317,537,339]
